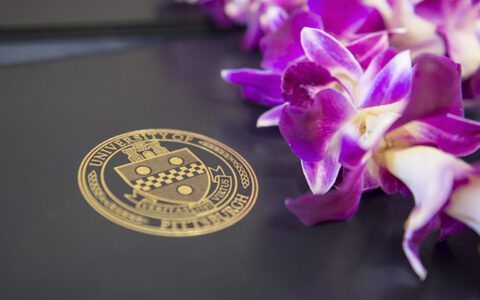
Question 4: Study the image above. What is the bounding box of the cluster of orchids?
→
[195,0,480,279]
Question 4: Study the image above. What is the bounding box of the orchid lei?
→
[193,0,480,280]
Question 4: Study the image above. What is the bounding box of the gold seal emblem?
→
[78,129,258,237]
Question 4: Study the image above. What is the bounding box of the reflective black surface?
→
[0,34,479,299]
[0,0,196,28]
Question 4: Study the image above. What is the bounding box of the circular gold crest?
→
[78,129,258,237]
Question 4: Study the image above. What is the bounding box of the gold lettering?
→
[103,143,117,152]
[89,159,103,167]
[156,131,169,140]
[159,219,172,230]
[115,140,126,147]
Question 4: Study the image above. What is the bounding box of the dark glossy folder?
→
[0,34,479,299]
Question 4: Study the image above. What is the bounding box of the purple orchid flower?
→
[222,25,390,127]
[260,0,385,71]
[284,51,480,279]
[277,27,411,194]
[221,0,387,107]
[365,0,480,97]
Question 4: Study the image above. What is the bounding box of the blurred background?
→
[0,0,234,65]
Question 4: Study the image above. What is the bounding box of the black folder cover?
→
[0,35,478,299]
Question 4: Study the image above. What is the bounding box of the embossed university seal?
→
[78,129,258,236]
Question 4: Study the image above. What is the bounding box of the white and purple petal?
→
[385,146,471,279]
[300,27,363,89]
[440,0,480,78]
[355,48,397,93]
[357,51,412,108]
[346,31,389,69]
[402,217,440,280]
[446,172,480,236]
[339,103,405,168]
[411,113,480,156]
[256,103,287,127]
[339,127,367,168]
[301,152,341,194]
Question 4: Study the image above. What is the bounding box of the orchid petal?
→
[285,164,366,226]
[242,17,263,50]
[386,146,470,233]
[259,5,288,34]
[402,217,440,280]
[261,11,324,72]
[256,103,287,127]
[279,89,355,161]
[392,54,463,128]
[361,160,382,190]
[463,68,480,99]
[441,0,480,78]
[308,0,371,36]
[301,153,341,194]
[221,68,283,106]
[357,51,412,109]
[281,60,336,107]
[385,146,471,279]
[339,101,406,168]
[411,114,480,156]
[447,177,480,236]
[438,213,468,241]
[356,48,397,93]
[356,6,386,33]
[347,31,389,69]
[201,0,233,28]
[339,128,367,168]
[387,0,445,58]
[300,28,363,88]
[414,0,443,24]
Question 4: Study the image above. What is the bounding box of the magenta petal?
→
[359,48,397,86]
[339,132,366,168]
[308,0,371,36]
[221,69,283,106]
[256,103,287,127]
[378,168,403,195]
[403,217,440,280]
[279,89,355,161]
[281,60,335,107]
[200,0,233,28]
[300,28,363,83]
[347,32,389,69]
[438,213,468,241]
[415,0,443,23]
[358,51,412,108]
[463,68,480,99]
[260,11,324,72]
[301,153,341,194]
[393,54,463,128]
[285,164,366,226]
[414,114,480,156]
[356,7,386,33]
[242,18,264,50]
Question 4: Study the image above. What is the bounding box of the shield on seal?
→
[114,148,211,204]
